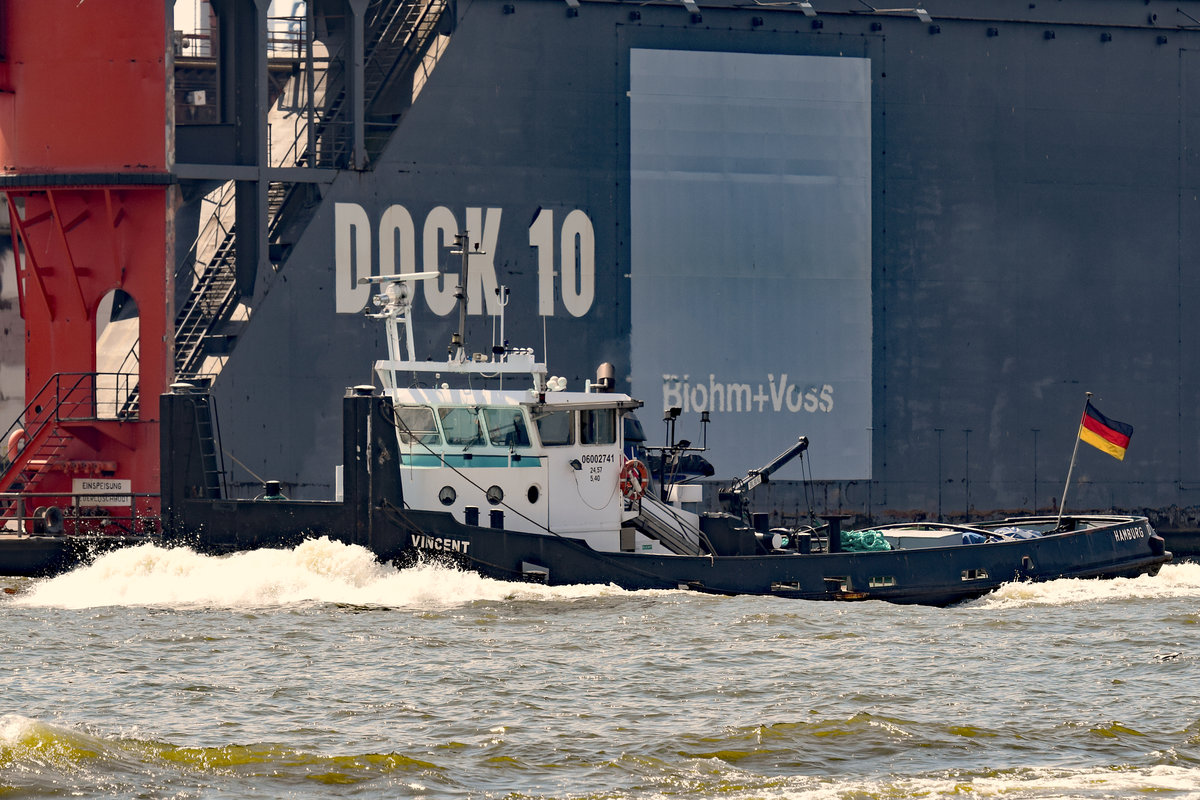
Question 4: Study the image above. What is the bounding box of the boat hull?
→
[371,508,1170,605]
[0,504,1169,606]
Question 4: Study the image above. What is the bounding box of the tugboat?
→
[154,239,1172,605]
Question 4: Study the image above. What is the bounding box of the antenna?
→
[495,285,510,388]
[358,270,442,389]
[495,285,510,354]
[447,232,486,363]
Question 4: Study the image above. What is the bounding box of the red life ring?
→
[6,428,26,463]
[620,458,650,502]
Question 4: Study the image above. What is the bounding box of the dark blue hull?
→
[379,509,1169,605]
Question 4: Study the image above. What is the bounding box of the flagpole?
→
[1056,391,1092,529]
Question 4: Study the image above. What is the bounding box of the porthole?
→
[486,485,504,505]
[527,485,540,504]
[438,486,457,506]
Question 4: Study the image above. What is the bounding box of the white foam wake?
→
[11,538,1195,611]
[9,538,636,610]
[727,763,1200,800]
[973,560,1200,608]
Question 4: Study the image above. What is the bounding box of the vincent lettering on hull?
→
[411,534,471,554]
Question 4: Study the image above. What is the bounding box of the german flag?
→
[1079,400,1133,461]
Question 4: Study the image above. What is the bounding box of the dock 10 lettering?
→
[334,203,595,318]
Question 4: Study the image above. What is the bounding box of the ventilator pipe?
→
[594,362,614,392]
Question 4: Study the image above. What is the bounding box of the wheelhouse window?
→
[483,407,531,448]
[395,406,440,446]
[534,410,574,446]
[439,407,483,446]
[580,408,617,445]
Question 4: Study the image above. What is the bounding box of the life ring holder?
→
[6,428,27,463]
[619,458,650,502]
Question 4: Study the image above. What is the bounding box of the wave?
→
[4,713,1199,800]
[6,538,643,610]
[0,713,445,795]
[970,561,1200,609]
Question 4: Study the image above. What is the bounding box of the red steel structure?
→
[0,0,173,532]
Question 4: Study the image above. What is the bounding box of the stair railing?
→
[0,372,139,480]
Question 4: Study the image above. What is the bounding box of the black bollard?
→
[820,514,853,554]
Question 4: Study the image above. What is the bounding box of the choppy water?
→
[1,538,1198,799]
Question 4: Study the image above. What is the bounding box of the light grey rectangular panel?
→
[630,49,871,480]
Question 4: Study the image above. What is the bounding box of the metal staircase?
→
[116,181,240,417]
[99,1,450,438]
[0,373,135,522]
[289,0,449,169]
[167,0,449,388]
[629,495,705,556]
[361,0,449,159]
[174,223,240,380]
[1,427,72,513]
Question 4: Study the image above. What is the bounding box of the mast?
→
[448,231,484,363]
[1056,391,1092,528]
[360,265,545,391]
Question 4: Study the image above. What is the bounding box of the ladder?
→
[191,392,225,499]
[628,495,705,556]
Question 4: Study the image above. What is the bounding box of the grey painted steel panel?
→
[629,49,871,481]
[199,0,1200,528]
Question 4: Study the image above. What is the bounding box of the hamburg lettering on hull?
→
[1112,525,1148,542]
[334,203,596,318]
[411,534,471,554]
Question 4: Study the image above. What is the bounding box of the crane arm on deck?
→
[719,436,808,516]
